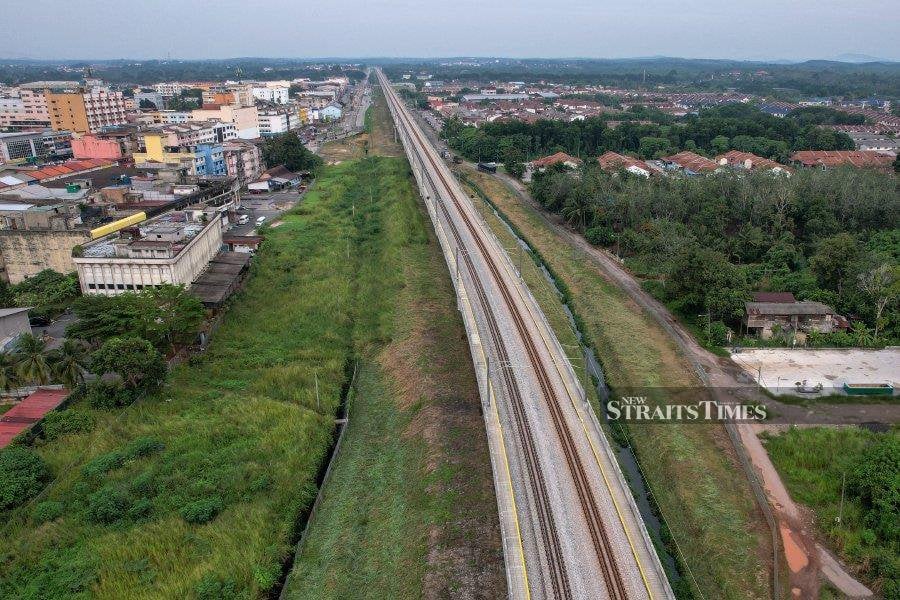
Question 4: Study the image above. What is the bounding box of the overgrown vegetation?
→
[762,427,899,597]
[0,269,79,324]
[261,131,324,174]
[0,160,376,598]
[527,166,899,345]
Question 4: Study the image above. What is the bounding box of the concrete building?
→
[251,85,289,104]
[74,211,224,295]
[190,104,259,139]
[319,104,342,121]
[744,297,848,339]
[134,91,165,109]
[47,89,128,134]
[71,134,126,160]
[258,109,300,136]
[0,130,72,164]
[222,140,263,184]
[0,307,32,348]
[0,89,52,130]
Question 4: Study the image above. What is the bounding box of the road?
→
[377,69,673,600]
[230,189,301,236]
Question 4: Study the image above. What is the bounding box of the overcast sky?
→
[5,0,899,62]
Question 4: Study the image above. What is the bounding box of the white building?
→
[251,85,289,104]
[74,212,224,295]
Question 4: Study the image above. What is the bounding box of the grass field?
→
[284,150,504,598]
[763,426,899,595]
[459,166,770,599]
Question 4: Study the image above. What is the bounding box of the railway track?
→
[378,70,667,600]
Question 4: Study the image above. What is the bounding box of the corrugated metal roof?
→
[0,387,69,448]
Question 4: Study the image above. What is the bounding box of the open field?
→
[285,152,504,599]
[762,426,899,596]
[732,347,899,397]
[459,165,771,599]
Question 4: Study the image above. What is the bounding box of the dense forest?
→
[528,166,899,346]
[442,104,856,166]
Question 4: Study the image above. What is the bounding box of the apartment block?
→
[47,89,128,134]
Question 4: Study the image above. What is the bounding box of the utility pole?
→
[837,472,846,524]
[314,371,320,412]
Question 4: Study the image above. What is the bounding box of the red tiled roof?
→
[790,150,893,169]
[597,151,651,173]
[531,152,583,168]
[716,150,793,174]
[0,387,69,448]
[662,151,718,172]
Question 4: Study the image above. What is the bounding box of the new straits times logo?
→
[607,396,767,423]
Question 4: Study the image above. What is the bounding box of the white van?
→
[255,216,266,225]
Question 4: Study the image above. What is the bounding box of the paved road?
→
[379,68,673,600]
[230,189,301,235]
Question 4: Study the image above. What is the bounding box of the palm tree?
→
[13,333,51,386]
[48,339,89,389]
[0,351,20,397]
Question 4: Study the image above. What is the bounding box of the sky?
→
[4,0,899,62]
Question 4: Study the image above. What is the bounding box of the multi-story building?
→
[251,85,289,104]
[73,211,224,295]
[134,91,165,109]
[133,123,232,177]
[0,89,52,130]
[0,130,73,163]
[258,108,300,136]
[47,89,128,134]
[191,104,259,139]
[222,140,262,184]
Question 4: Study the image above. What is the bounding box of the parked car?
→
[238,214,250,225]
[256,216,266,225]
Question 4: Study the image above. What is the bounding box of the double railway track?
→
[378,69,664,600]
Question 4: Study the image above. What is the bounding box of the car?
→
[255,216,267,225]
[238,215,250,225]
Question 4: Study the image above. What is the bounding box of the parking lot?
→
[230,188,303,236]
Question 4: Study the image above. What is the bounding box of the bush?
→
[41,409,95,441]
[85,486,131,524]
[86,378,134,409]
[33,500,64,524]
[195,574,238,600]
[584,225,616,246]
[0,447,52,510]
[708,320,729,346]
[179,496,223,524]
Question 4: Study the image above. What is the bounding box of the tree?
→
[809,233,861,298]
[13,333,51,385]
[858,264,898,339]
[666,244,748,322]
[711,135,730,154]
[48,339,89,389]
[91,337,166,394]
[138,98,157,109]
[140,285,205,352]
[261,132,323,173]
[0,351,20,396]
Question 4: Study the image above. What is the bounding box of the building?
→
[530,152,583,172]
[660,151,719,175]
[258,110,295,136]
[744,296,848,339]
[0,307,31,348]
[319,104,343,121]
[190,105,259,139]
[247,165,300,193]
[715,150,793,175]
[0,130,72,164]
[597,151,652,177]
[846,133,900,155]
[251,85,289,104]
[222,141,263,184]
[134,91,165,109]
[71,134,127,160]
[0,89,52,130]
[789,150,894,170]
[73,211,224,295]
[46,89,128,134]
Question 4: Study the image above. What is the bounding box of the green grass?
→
[0,158,399,599]
[285,146,504,597]
[460,166,770,600]
[0,402,12,415]
[762,426,899,594]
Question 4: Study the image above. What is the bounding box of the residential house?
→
[660,151,718,175]
[597,151,652,177]
[789,150,894,170]
[715,150,793,176]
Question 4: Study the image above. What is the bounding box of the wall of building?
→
[47,92,89,133]
[0,229,90,283]
[73,216,223,295]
